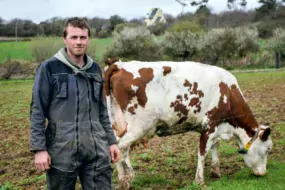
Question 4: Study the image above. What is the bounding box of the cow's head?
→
[239,126,273,176]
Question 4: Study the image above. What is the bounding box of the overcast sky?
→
[0,0,261,24]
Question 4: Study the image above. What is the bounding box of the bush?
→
[148,23,168,36]
[103,26,162,61]
[0,59,36,79]
[162,31,201,61]
[198,27,259,66]
[97,29,112,38]
[264,28,285,54]
[114,23,140,34]
[168,20,204,33]
[257,21,279,39]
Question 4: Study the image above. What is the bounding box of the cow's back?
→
[109,61,239,129]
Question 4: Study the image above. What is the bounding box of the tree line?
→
[0,0,284,39]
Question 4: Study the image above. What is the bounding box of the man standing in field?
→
[30,17,120,189]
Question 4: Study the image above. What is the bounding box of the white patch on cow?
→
[131,85,139,93]
[223,95,228,104]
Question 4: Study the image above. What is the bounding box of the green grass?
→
[0,41,32,63]
[0,38,113,64]
[206,161,285,190]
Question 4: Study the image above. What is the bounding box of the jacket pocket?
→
[45,122,57,147]
[90,73,103,102]
[52,73,68,99]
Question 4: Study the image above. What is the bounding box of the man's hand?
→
[34,150,51,171]
[109,144,120,163]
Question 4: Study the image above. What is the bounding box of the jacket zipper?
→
[86,78,98,188]
[75,78,80,167]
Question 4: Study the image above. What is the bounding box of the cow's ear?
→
[260,128,271,141]
[105,57,119,66]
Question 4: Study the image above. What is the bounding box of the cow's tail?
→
[104,59,119,96]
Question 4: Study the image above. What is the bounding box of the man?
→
[30,17,120,190]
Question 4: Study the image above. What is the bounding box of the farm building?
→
[145,8,166,26]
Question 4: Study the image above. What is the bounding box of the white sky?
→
[0,0,261,24]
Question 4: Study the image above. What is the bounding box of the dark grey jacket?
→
[30,54,116,171]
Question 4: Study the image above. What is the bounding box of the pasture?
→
[0,38,113,64]
[0,71,284,189]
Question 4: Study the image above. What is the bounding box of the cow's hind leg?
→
[195,130,214,185]
[211,141,221,178]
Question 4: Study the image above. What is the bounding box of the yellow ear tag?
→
[244,142,252,150]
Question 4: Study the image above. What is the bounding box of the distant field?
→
[0,38,113,64]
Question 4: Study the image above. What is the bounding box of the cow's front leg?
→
[211,141,221,178]
[116,128,147,190]
[116,146,134,190]
[195,130,213,185]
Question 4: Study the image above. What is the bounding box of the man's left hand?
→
[109,144,120,163]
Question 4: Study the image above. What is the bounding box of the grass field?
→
[0,71,284,189]
[0,38,113,64]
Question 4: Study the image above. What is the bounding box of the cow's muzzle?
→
[252,168,267,176]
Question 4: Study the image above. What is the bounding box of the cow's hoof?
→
[116,179,133,190]
[211,168,221,178]
[194,178,204,185]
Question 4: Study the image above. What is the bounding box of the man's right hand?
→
[34,150,51,171]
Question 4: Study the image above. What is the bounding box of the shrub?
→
[103,26,162,61]
[198,27,259,66]
[114,23,140,34]
[97,29,112,38]
[162,31,201,61]
[257,21,279,39]
[148,23,168,36]
[168,20,204,33]
[264,28,285,54]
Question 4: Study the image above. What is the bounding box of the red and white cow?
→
[104,59,273,189]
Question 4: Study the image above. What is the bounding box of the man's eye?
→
[80,36,87,40]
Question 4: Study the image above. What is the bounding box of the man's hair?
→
[63,17,91,37]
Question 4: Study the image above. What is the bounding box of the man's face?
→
[63,25,90,57]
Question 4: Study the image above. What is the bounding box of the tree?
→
[109,15,125,31]
[175,0,247,10]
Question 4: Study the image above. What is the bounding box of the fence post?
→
[276,51,280,69]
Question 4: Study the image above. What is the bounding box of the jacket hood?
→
[54,48,94,75]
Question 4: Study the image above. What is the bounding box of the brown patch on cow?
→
[105,66,154,113]
[184,94,188,101]
[133,68,155,108]
[134,104,138,109]
[170,80,205,119]
[177,117,187,124]
[189,97,202,114]
[199,82,259,155]
[112,124,128,138]
[184,80,204,99]
[184,80,192,89]
[128,106,136,115]
[170,95,189,117]
[228,84,258,136]
[189,97,199,107]
[163,66,171,76]
[130,138,149,151]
